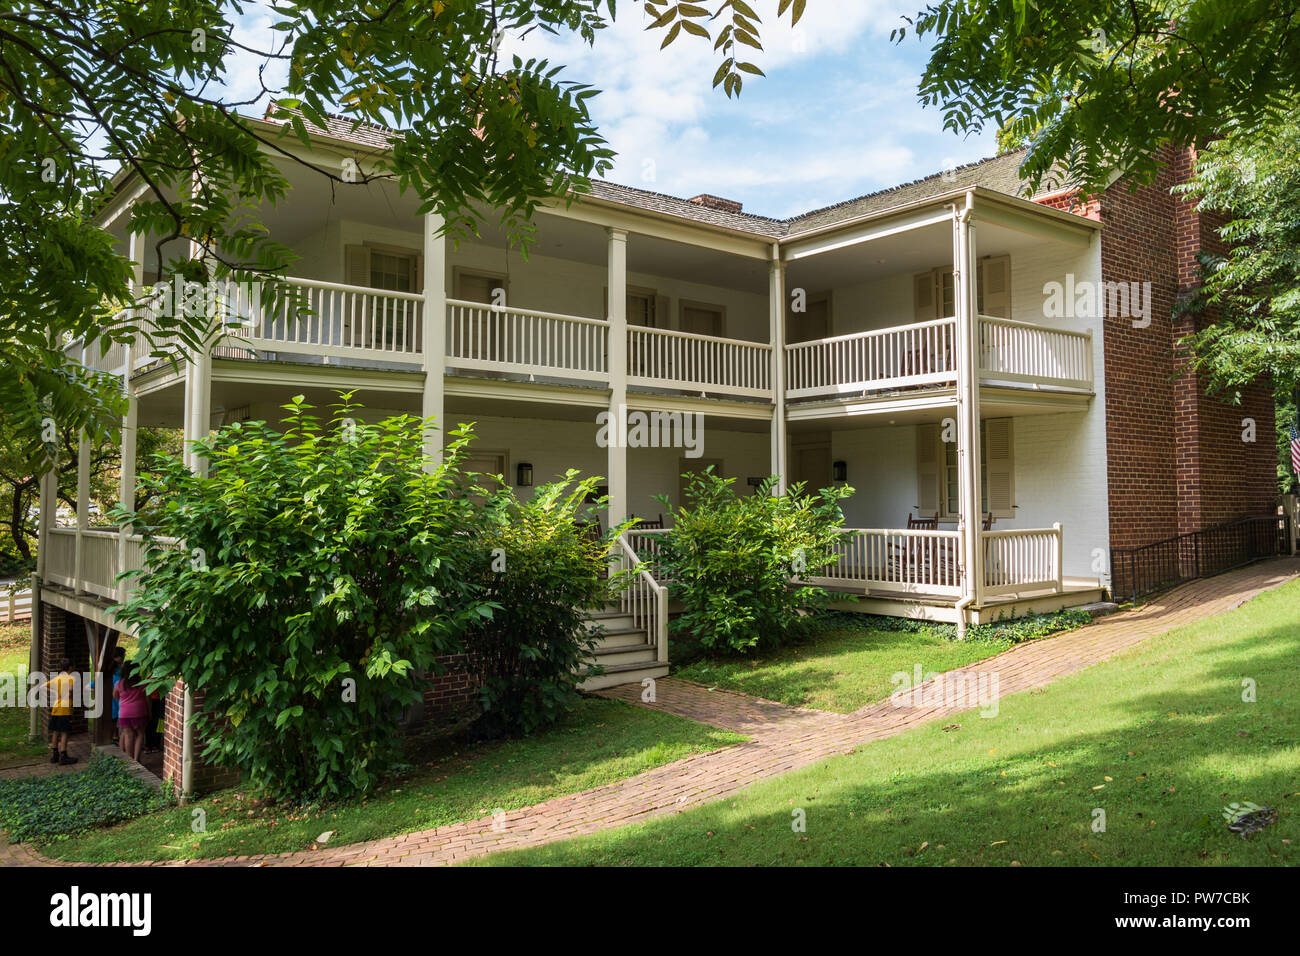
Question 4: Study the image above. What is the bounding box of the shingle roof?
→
[257,109,1078,238]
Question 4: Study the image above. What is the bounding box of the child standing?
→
[43,658,79,765]
[113,662,149,763]
[109,646,126,744]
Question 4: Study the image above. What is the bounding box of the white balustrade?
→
[982,525,1063,595]
[445,299,609,381]
[786,318,957,399]
[626,327,771,398]
[979,317,1092,389]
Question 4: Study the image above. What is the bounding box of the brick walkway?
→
[6,557,1297,868]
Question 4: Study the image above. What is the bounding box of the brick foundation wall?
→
[160,681,240,796]
[422,653,480,720]
[40,604,91,738]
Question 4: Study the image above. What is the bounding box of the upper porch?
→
[87,150,1103,420]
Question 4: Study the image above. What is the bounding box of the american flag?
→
[1292,417,1300,479]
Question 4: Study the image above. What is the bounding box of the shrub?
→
[808,607,1094,644]
[463,472,626,735]
[651,470,853,653]
[114,396,491,802]
[0,753,163,842]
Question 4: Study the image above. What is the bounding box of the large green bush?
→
[464,472,627,736]
[0,753,163,842]
[652,471,853,653]
[116,397,490,802]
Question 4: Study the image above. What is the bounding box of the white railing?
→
[79,530,122,600]
[44,529,181,605]
[982,524,1063,595]
[614,535,669,664]
[44,529,77,590]
[625,528,670,579]
[979,317,1092,389]
[627,327,772,398]
[813,528,965,596]
[445,299,609,382]
[225,277,424,361]
[785,318,957,400]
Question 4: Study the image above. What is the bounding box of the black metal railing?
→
[1110,514,1293,605]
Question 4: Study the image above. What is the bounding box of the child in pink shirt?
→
[113,662,150,762]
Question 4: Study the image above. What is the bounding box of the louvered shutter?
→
[984,418,1015,518]
[914,272,935,323]
[979,255,1011,318]
[916,423,940,517]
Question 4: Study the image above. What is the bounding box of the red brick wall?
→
[1062,144,1279,552]
[160,681,239,796]
[40,604,91,738]
[422,653,480,719]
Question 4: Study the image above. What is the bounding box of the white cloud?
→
[501,1,993,218]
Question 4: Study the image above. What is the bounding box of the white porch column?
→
[769,249,787,492]
[421,212,447,470]
[32,446,56,738]
[953,191,984,627]
[74,421,90,594]
[606,228,629,530]
[118,226,143,602]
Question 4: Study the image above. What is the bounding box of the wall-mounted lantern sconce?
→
[516,462,533,487]
[832,460,848,482]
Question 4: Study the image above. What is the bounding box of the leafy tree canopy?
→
[897,1,1300,196]
[1,0,803,463]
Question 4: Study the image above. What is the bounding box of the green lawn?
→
[38,696,745,862]
[478,579,1300,866]
[670,612,1088,713]
[0,622,43,768]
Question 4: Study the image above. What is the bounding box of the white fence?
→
[0,586,32,623]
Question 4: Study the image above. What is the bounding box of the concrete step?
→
[589,626,650,650]
[586,640,657,668]
[578,660,670,692]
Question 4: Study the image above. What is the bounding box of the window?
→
[913,255,1011,321]
[343,243,424,350]
[455,270,508,305]
[371,251,415,292]
[678,300,724,337]
[627,290,656,327]
[916,419,1015,520]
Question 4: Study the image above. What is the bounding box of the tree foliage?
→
[2,0,799,462]
[896,1,1300,196]
[651,469,852,654]
[464,471,627,736]
[1174,112,1300,398]
[115,397,491,801]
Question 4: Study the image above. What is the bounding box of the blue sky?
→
[504,1,1001,219]
[225,2,1000,220]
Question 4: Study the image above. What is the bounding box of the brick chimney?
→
[688,193,744,214]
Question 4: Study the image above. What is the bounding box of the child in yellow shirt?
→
[44,658,79,766]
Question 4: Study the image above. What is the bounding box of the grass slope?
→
[479,580,1300,866]
[39,697,744,861]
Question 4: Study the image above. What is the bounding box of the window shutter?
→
[913,272,935,323]
[413,254,424,294]
[344,245,372,344]
[979,255,1011,318]
[345,244,370,287]
[984,418,1015,518]
[655,295,670,330]
[916,423,940,517]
